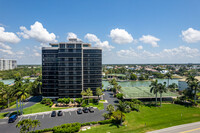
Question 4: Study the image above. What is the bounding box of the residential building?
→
[42,38,102,98]
[0,59,17,71]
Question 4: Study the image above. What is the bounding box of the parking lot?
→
[0,108,105,133]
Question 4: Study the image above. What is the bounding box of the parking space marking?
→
[28,116,30,119]
[63,112,65,116]
[42,114,44,119]
[35,115,37,119]
[49,113,51,118]
[0,122,7,125]
[69,112,71,115]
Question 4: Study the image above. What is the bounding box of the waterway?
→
[102,79,179,89]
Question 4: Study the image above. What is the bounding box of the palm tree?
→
[165,72,172,88]
[157,82,167,107]
[106,104,115,114]
[149,79,159,106]
[13,73,23,115]
[115,100,128,126]
[0,84,13,108]
[96,87,103,102]
[32,120,40,131]
[186,75,199,103]
[81,88,93,104]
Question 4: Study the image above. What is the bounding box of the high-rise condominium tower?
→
[42,38,102,98]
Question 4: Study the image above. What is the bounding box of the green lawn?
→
[22,103,69,115]
[81,104,200,133]
[0,112,9,119]
[9,103,25,109]
[85,103,104,110]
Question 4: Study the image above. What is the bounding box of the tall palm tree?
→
[165,72,172,88]
[149,79,159,106]
[157,82,167,107]
[13,73,23,114]
[115,100,128,126]
[186,75,199,103]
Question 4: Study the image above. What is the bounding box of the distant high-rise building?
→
[0,59,17,71]
[42,38,102,98]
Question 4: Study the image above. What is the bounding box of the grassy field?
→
[80,104,200,133]
[22,103,69,115]
[121,87,179,98]
[85,103,104,110]
[9,103,25,109]
[0,112,9,119]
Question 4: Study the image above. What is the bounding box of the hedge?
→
[29,119,113,133]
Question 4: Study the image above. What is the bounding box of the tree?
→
[96,87,103,102]
[16,119,40,133]
[157,82,167,107]
[130,74,137,80]
[115,100,128,126]
[106,104,115,114]
[168,83,178,92]
[149,79,159,106]
[116,93,124,101]
[0,82,13,108]
[165,72,172,88]
[81,88,93,104]
[186,75,199,103]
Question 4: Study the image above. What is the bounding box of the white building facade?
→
[0,59,17,71]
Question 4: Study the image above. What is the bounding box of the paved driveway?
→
[0,91,117,133]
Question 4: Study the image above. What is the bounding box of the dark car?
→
[77,108,82,114]
[88,106,94,113]
[57,111,63,116]
[8,114,18,123]
[83,107,89,113]
[51,111,56,117]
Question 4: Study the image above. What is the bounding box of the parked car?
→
[8,115,18,123]
[57,111,63,116]
[77,108,82,114]
[88,106,94,113]
[83,107,89,113]
[51,111,56,117]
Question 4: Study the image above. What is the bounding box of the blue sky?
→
[0,0,200,64]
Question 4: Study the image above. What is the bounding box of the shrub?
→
[98,119,113,124]
[103,113,110,120]
[116,93,124,100]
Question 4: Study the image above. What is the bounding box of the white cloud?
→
[109,28,134,44]
[181,28,200,43]
[0,49,13,55]
[116,46,199,63]
[0,42,11,50]
[67,32,77,40]
[34,52,41,57]
[139,35,160,47]
[18,21,57,43]
[137,45,143,50]
[16,51,24,55]
[85,33,114,51]
[0,27,20,44]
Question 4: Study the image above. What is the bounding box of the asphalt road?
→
[0,96,42,113]
[147,121,200,133]
[0,91,117,133]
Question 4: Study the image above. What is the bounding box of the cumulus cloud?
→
[0,42,12,50]
[139,35,160,47]
[181,28,200,43]
[16,51,24,55]
[0,27,20,44]
[109,28,134,44]
[137,45,143,50]
[0,49,13,55]
[34,52,41,57]
[116,46,199,63]
[18,21,57,43]
[85,33,114,51]
[67,32,77,40]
